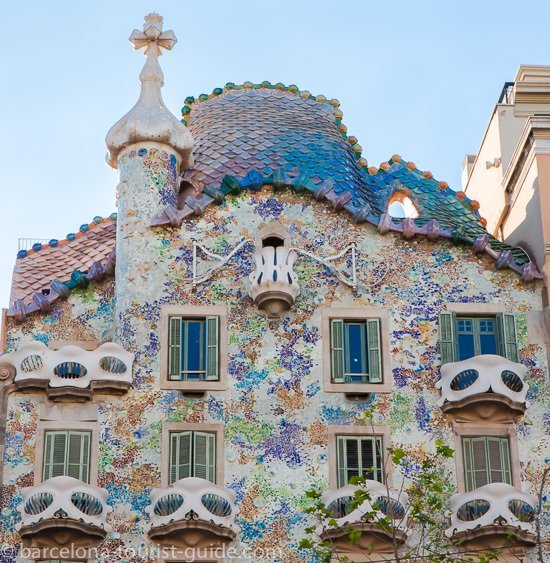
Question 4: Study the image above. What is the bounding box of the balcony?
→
[446,483,536,549]
[317,481,408,557]
[436,355,529,422]
[249,243,300,319]
[146,477,239,549]
[2,341,134,401]
[16,476,111,549]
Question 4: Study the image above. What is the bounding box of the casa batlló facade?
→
[0,13,548,563]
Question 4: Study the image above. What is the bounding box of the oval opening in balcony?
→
[201,493,232,517]
[456,499,490,521]
[508,499,535,522]
[99,356,127,374]
[327,495,354,518]
[20,355,43,372]
[450,369,479,391]
[53,362,88,379]
[71,492,103,516]
[25,492,53,515]
[376,496,406,520]
[501,370,523,392]
[154,493,184,516]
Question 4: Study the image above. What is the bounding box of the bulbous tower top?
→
[105,13,194,169]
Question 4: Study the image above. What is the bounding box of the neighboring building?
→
[463,65,550,304]
[0,13,548,563]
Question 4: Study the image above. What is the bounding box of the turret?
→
[105,13,193,344]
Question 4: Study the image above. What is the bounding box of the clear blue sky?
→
[2,0,550,310]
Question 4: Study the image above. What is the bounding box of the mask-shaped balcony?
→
[249,236,300,320]
[2,341,134,401]
[316,481,408,557]
[436,355,529,422]
[146,477,239,549]
[16,476,111,549]
[445,483,536,549]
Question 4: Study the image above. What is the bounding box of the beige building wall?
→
[503,158,544,267]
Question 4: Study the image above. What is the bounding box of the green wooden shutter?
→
[205,316,219,381]
[487,437,511,485]
[497,313,518,362]
[331,319,345,383]
[193,432,216,483]
[43,431,67,481]
[168,317,182,380]
[67,431,90,483]
[439,312,457,364]
[337,436,346,487]
[170,432,192,484]
[366,319,382,383]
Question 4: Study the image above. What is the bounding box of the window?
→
[336,435,384,487]
[462,437,512,491]
[322,308,391,394]
[42,431,91,483]
[439,312,518,364]
[168,317,219,381]
[331,319,382,384]
[160,306,227,392]
[169,431,216,484]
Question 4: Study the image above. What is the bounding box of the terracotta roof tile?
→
[10,219,116,306]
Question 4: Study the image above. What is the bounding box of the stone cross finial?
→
[105,14,194,170]
[129,13,176,56]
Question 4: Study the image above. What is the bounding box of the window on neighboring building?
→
[462,436,512,491]
[336,435,384,487]
[439,312,518,364]
[168,316,219,381]
[42,431,91,483]
[330,319,382,384]
[169,431,216,484]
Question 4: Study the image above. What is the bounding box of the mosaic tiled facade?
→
[2,184,549,561]
[1,13,549,563]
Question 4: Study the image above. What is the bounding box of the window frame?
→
[161,422,224,487]
[328,425,392,489]
[42,430,92,483]
[322,307,392,394]
[440,303,518,366]
[34,420,99,486]
[160,305,227,392]
[453,423,521,493]
[168,430,216,484]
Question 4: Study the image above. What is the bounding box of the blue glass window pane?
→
[183,320,204,376]
[458,333,476,360]
[345,322,367,376]
[479,333,497,354]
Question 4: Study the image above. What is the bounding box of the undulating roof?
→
[154,83,539,281]
[7,82,541,320]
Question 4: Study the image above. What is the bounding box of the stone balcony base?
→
[450,524,536,551]
[148,517,237,550]
[439,392,527,423]
[320,522,407,555]
[19,518,108,549]
[15,378,131,402]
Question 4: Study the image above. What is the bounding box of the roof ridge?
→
[16,213,117,260]
[180,82,485,224]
